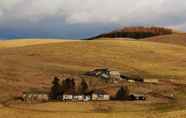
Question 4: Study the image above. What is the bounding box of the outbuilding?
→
[143,79,159,84]
[63,94,73,101]
[85,68,122,81]
[92,90,110,101]
[73,95,84,101]
[128,94,145,100]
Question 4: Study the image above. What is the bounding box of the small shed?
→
[85,68,109,77]
[109,71,122,80]
[128,94,145,100]
[85,68,122,81]
[63,94,73,101]
[73,95,84,101]
[92,90,110,101]
[128,79,136,83]
[144,79,159,84]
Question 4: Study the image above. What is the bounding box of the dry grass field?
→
[0,39,70,48]
[0,38,186,117]
[143,33,186,46]
[0,39,186,96]
[0,102,186,118]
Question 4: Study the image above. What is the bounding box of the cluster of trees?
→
[49,77,89,100]
[87,26,173,40]
[120,26,172,34]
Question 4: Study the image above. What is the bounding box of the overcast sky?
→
[0,0,186,39]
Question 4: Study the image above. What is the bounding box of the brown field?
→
[0,39,186,97]
[1,102,186,118]
[143,33,186,46]
[0,38,186,117]
[0,39,71,48]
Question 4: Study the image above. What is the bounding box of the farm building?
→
[73,95,84,101]
[84,95,91,101]
[22,91,49,102]
[85,68,122,81]
[63,94,73,101]
[63,94,91,101]
[62,91,92,102]
[128,94,145,100]
[85,68,108,76]
[128,79,135,83]
[144,79,159,84]
[92,90,110,101]
[62,90,110,101]
[110,71,122,80]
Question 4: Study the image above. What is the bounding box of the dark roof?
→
[94,68,109,72]
[130,93,145,97]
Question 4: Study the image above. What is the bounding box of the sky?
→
[0,0,186,39]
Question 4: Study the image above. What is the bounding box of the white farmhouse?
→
[92,90,110,101]
[73,95,84,101]
[63,94,73,101]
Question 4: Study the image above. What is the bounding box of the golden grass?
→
[0,39,75,48]
[0,102,186,118]
[0,39,186,118]
[0,39,186,98]
[143,33,186,46]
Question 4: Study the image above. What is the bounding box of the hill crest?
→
[85,26,174,40]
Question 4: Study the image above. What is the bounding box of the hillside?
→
[0,39,186,101]
[0,39,67,48]
[143,33,186,46]
[1,102,186,118]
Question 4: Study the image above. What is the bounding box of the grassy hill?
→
[0,39,68,48]
[1,39,186,117]
[143,33,186,46]
[0,39,186,100]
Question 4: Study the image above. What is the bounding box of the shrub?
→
[115,86,129,100]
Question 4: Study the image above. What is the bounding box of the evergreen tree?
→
[62,78,76,94]
[116,86,129,100]
[49,77,62,100]
[79,79,89,94]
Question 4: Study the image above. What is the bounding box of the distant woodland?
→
[86,26,173,39]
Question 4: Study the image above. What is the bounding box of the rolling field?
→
[0,39,69,48]
[143,33,186,46]
[1,102,186,118]
[0,38,186,117]
[0,39,186,97]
